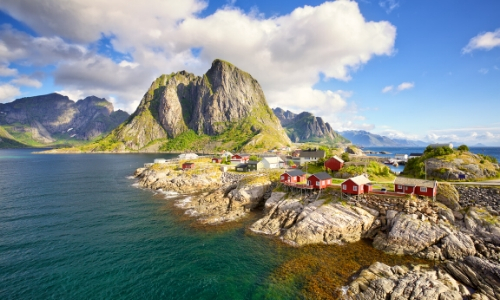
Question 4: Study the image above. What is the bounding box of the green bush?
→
[457,144,469,151]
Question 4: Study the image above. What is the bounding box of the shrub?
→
[457,144,469,151]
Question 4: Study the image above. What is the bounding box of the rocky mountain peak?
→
[96,59,291,152]
[273,107,346,144]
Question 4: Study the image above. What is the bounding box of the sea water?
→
[0,149,428,299]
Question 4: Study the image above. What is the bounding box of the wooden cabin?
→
[394,177,437,197]
[182,162,195,170]
[212,157,222,163]
[307,172,332,189]
[341,175,372,195]
[280,170,307,183]
[324,155,344,172]
[231,154,250,164]
[247,161,264,171]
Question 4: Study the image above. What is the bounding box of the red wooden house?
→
[341,175,372,195]
[307,172,332,189]
[394,177,437,197]
[231,154,250,164]
[280,170,307,183]
[212,157,222,163]
[324,155,344,172]
[182,162,195,170]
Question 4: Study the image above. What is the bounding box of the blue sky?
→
[0,0,499,145]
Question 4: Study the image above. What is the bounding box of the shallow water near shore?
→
[0,149,427,299]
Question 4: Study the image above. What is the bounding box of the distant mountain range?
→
[273,107,348,144]
[339,130,428,147]
[0,93,129,148]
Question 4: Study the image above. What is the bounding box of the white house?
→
[178,153,198,159]
[154,158,167,164]
[394,154,408,161]
[261,156,284,169]
[299,149,325,165]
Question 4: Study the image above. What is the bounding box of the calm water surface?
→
[0,150,290,299]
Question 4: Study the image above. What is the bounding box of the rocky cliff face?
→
[0,93,129,147]
[96,59,290,152]
[273,107,347,144]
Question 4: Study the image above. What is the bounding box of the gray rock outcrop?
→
[250,193,376,246]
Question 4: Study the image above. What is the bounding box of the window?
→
[342,184,346,190]
[420,187,427,192]
[316,181,320,186]
[280,176,284,180]
[397,185,402,189]
[307,180,310,186]
[353,186,358,191]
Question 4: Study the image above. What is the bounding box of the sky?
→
[0,0,499,145]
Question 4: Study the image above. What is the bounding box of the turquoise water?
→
[0,150,290,299]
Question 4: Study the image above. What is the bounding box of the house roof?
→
[284,170,306,177]
[247,160,262,165]
[235,163,248,168]
[183,162,194,165]
[310,172,332,180]
[262,156,284,163]
[409,153,423,156]
[395,153,407,156]
[299,150,325,158]
[394,177,437,188]
[328,155,344,163]
[345,175,371,186]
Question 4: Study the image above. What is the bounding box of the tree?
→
[249,155,261,161]
[341,152,350,162]
[457,144,469,151]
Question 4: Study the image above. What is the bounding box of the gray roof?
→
[310,172,332,180]
[394,177,437,188]
[299,150,325,158]
[235,163,248,168]
[284,170,306,177]
[247,161,261,165]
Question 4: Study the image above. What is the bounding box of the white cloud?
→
[0,83,21,102]
[478,68,489,74]
[462,28,500,53]
[0,0,396,115]
[379,0,399,14]
[55,89,85,101]
[11,76,42,88]
[382,85,393,93]
[0,64,17,77]
[397,82,414,91]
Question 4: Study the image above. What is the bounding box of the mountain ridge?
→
[340,130,427,147]
[0,93,129,148]
[273,107,348,144]
[82,59,291,152]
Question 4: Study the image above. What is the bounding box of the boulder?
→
[373,213,447,255]
[436,183,461,210]
[347,262,468,300]
[282,203,376,246]
[443,256,500,299]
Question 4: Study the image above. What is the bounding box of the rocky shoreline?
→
[134,164,500,299]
